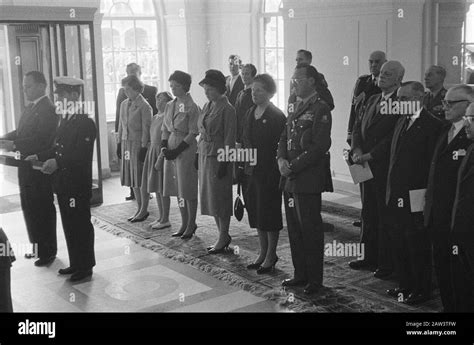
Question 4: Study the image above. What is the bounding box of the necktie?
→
[447,124,456,144]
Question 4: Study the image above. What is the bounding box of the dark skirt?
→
[242,169,283,232]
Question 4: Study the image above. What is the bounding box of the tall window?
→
[462,3,474,83]
[260,0,285,109]
[100,0,160,121]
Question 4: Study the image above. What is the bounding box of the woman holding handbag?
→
[241,74,286,274]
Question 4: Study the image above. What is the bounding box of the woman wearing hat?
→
[135,91,174,230]
[198,70,237,254]
[161,71,200,238]
[117,75,152,222]
[241,74,286,274]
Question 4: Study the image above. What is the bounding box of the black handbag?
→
[234,182,245,221]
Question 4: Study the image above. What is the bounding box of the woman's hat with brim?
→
[199,69,226,90]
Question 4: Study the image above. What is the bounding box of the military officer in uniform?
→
[423,65,447,121]
[26,77,97,282]
[277,63,332,295]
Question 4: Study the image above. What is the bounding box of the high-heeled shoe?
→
[181,224,198,239]
[256,257,279,274]
[127,213,139,221]
[207,235,232,255]
[130,212,149,223]
[171,229,186,237]
[247,261,264,270]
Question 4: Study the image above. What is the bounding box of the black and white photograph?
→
[0,0,473,344]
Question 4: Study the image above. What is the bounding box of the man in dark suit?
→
[28,77,97,282]
[0,228,15,312]
[349,61,405,278]
[288,50,334,111]
[0,71,58,267]
[347,51,385,146]
[423,65,447,121]
[277,63,332,295]
[424,84,473,312]
[385,82,443,305]
[226,54,244,107]
[450,104,474,312]
[114,63,157,201]
[347,50,385,228]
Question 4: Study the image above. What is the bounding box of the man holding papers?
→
[384,82,442,305]
[424,84,473,312]
[0,71,58,267]
[349,61,404,278]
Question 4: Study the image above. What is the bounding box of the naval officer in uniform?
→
[27,77,97,282]
[277,63,332,295]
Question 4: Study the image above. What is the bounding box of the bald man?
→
[450,103,474,312]
[423,65,447,121]
[347,51,386,146]
[349,61,405,279]
[385,82,443,305]
[424,84,473,312]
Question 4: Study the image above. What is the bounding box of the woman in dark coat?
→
[241,74,286,274]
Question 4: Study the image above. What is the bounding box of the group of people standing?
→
[115,52,334,294]
[347,51,474,312]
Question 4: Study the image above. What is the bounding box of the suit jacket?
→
[424,124,471,228]
[37,113,96,198]
[277,93,332,194]
[347,74,381,145]
[3,96,58,186]
[0,228,15,268]
[234,87,254,143]
[197,96,236,157]
[225,75,244,107]
[115,84,157,132]
[423,87,447,121]
[451,143,474,233]
[385,109,443,207]
[241,103,286,176]
[288,73,335,111]
[118,94,152,147]
[351,92,399,172]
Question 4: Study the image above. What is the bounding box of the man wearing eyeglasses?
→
[424,84,473,312]
[449,103,474,312]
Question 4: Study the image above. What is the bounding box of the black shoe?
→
[24,253,36,259]
[256,257,279,274]
[304,283,322,295]
[404,293,430,305]
[386,287,410,298]
[374,269,392,279]
[127,214,138,221]
[58,267,77,275]
[282,278,307,287]
[172,230,186,237]
[69,269,93,282]
[349,260,375,270]
[130,212,149,223]
[207,236,232,254]
[181,224,198,239]
[247,261,264,270]
[125,195,135,201]
[34,256,55,267]
[352,220,362,227]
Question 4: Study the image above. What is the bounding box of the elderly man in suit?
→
[115,63,157,201]
[423,65,447,121]
[349,61,405,279]
[277,63,332,295]
[226,54,244,107]
[288,50,334,111]
[449,102,474,312]
[347,50,386,228]
[0,71,58,267]
[385,82,443,305]
[424,84,473,312]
